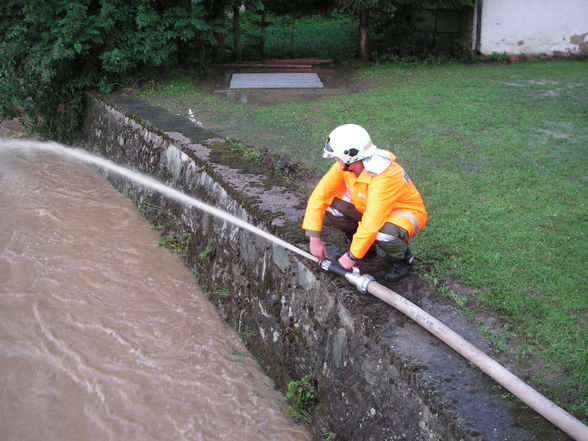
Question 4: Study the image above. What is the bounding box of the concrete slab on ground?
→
[229,73,324,89]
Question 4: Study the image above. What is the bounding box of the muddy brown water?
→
[0,141,310,441]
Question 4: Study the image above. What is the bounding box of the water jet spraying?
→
[4,140,318,264]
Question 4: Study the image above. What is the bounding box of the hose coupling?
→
[345,267,375,294]
[318,259,375,294]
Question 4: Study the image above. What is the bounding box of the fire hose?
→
[319,258,588,441]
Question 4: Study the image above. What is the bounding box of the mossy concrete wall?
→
[80,93,568,441]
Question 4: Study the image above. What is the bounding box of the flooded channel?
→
[0,142,310,441]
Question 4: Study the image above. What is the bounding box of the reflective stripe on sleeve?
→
[391,210,420,233]
[376,232,397,242]
[326,207,344,217]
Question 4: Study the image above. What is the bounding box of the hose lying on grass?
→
[319,259,588,441]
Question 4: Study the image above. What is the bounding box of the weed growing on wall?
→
[286,374,317,424]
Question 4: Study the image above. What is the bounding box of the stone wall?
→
[80,93,567,441]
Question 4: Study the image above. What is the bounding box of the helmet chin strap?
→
[341,161,365,175]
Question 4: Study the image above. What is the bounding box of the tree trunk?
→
[213,0,226,64]
[359,8,370,62]
[259,9,267,61]
[177,0,192,66]
[232,5,241,62]
[198,34,208,69]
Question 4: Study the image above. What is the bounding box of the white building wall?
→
[479,0,588,55]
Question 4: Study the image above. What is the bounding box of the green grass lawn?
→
[135,59,588,421]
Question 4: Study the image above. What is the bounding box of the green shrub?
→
[226,12,357,61]
[0,0,215,142]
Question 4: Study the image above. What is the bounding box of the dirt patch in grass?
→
[205,64,373,106]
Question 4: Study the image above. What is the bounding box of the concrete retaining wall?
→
[80,93,569,441]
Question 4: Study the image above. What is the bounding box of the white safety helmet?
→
[323,124,376,164]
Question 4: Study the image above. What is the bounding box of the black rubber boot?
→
[332,248,347,260]
[332,246,377,261]
[384,252,415,283]
[364,245,378,259]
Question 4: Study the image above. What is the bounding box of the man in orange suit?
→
[302,124,428,282]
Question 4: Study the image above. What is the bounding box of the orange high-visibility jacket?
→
[302,150,427,259]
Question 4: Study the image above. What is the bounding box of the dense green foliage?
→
[139,60,588,419]
[369,6,473,63]
[0,0,216,141]
[225,12,357,61]
[1,0,476,141]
